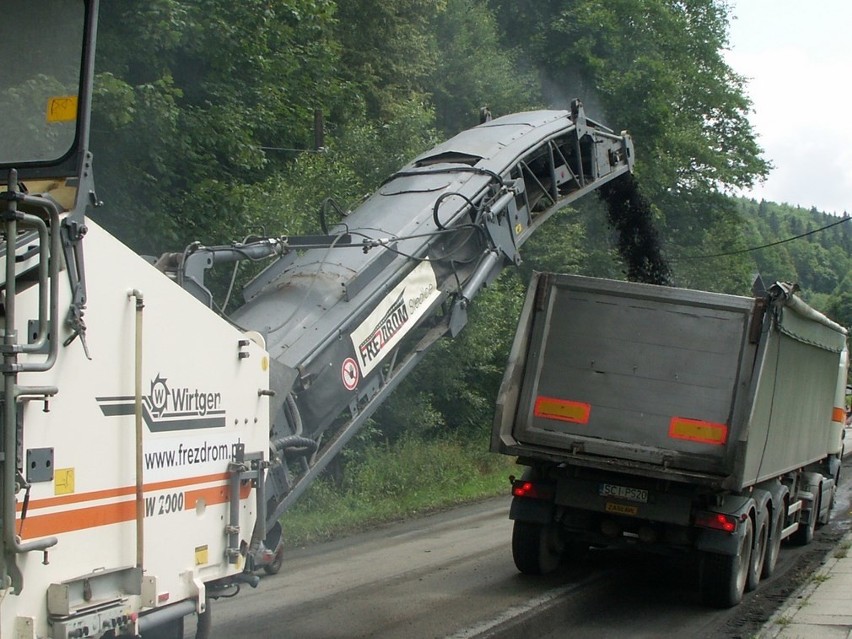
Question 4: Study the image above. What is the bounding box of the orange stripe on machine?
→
[533,396,591,425]
[16,472,231,512]
[832,407,846,423]
[185,482,252,512]
[669,416,728,445]
[19,500,137,538]
[16,473,250,539]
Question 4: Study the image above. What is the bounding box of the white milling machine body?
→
[0,1,636,636]
[1,3,270,637]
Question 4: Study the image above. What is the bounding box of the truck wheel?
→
[762,506,784,578]
[263,544,285,575]
[746,515,767,592]
[699,516,753,608]
[512,521,563,575]
[263,521,285,575]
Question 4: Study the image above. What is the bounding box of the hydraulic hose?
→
[272,436,318,456]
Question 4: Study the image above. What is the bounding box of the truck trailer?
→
[493,273,848,607]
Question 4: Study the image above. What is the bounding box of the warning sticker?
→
[341,357,359,391]
[46,96,78,123]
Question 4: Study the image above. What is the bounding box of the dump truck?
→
[492,273,848,607]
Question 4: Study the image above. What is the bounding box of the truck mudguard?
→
[695,495,755,556]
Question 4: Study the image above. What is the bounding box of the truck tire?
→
[762,506,784,578]
[699,516,753,608]
[263,544,285,575]
[746,514,767,592]
[512,521,563,575]
[263,522,285,575]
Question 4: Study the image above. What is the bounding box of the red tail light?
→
[512,480,554,500]
[694,511,737,533]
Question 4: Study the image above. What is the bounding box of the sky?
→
[725,0,852,215]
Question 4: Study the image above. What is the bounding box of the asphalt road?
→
[199,460,852,639]
[207,498,564,638]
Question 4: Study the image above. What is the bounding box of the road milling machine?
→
[0,1,636,636]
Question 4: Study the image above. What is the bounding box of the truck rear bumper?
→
[553,470,695,527]
[509,467,748,557]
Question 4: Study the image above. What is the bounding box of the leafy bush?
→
[282,436,514,547]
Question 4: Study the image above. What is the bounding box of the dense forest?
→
[87,0,852,455]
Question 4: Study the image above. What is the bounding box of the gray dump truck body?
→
[494,273,845,488]
[492,273,848,607]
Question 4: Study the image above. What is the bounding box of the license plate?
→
[605,502,639,516]
[598,483,648,503]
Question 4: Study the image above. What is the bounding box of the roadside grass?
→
[280,436,515,548]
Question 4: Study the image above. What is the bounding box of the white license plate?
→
[598,483,648,503]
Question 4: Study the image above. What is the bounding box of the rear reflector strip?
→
[833,407,846,423]
[669,416,728,445]
[533,396,591,425]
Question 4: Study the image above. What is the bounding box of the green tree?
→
[429,0,540,133]
[488,0,769,287]
[90,0,340,252]
[245,98,441,242]
[333,0,443,120]
[489,0,768,196]
[825,290,852,331]
[768,210,780,235]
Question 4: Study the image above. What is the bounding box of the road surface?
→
[201,460,852,639]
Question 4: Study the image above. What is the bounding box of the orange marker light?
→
[669,416,728,445]
[534,396,591,425]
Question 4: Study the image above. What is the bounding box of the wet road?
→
[200,459,852,639]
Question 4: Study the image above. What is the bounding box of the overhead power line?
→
[669,214,852,261]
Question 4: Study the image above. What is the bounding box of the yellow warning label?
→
[195,545,209,566]
[46,96,78,123]
[605,502,638,516]
[54,468,75,495]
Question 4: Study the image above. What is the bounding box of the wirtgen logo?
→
[148,374,222,419]
[97,374,226,432]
